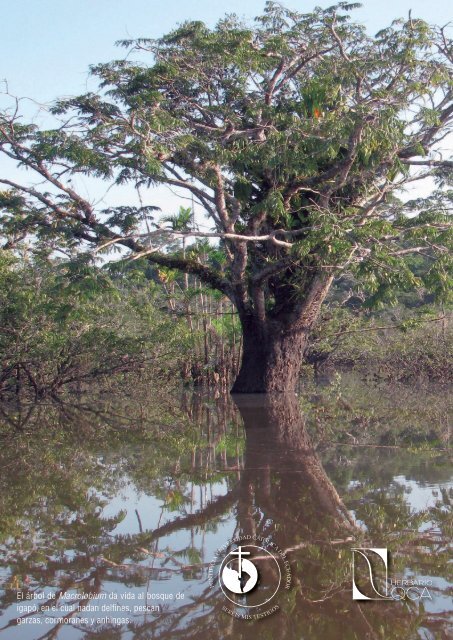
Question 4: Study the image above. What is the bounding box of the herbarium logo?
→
[352,548,432,601]
[352,548,392,600]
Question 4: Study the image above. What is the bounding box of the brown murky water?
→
[0,374,451,639]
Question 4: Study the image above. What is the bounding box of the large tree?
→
[0,2,452,392]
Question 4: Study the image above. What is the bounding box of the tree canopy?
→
[0,1,452,391]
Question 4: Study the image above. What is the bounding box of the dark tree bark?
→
[231,318,308,393]
[231,274,333,393]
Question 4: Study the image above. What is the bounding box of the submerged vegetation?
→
[0,249,243,399]
[0,251,187,398]
[0,247,450,400]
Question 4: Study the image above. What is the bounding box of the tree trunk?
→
[231,318,307,393]
[231,274,333,394]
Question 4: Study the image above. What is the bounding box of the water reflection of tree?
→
[0,396,242,638]
[0,391,451,639]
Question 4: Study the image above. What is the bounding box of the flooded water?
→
[0,375,451,639]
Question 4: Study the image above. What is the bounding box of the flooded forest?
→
[0,2,452,638]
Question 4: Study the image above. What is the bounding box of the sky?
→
[0,0,451,218]
[1,0,452,103]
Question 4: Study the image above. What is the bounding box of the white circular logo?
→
[221,553,259,594]
[219,545,281,608]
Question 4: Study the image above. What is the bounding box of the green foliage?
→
[0,2,451,391]
[308,302,452,381]
[0,252,190,398]
[103,204,158,234]
[161,206,193,232]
